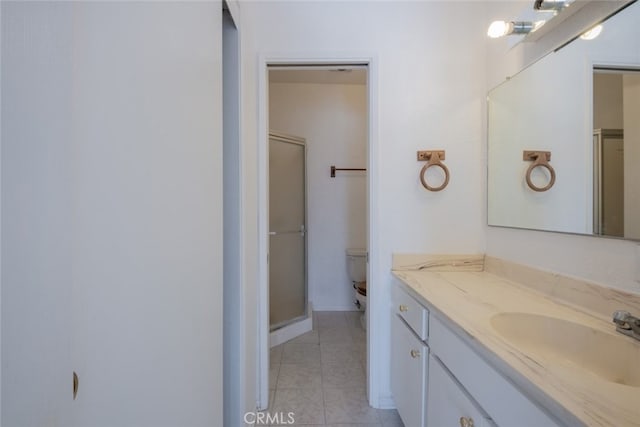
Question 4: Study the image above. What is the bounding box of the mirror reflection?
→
[593,69,640,238]
[487,1,640,240]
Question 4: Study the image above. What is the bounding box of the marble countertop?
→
[392,257,640,427]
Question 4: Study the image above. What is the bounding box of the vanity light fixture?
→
[488,0,572,39]
[533,0,570,12]
[487,20,545,38]
[580,24,603,40]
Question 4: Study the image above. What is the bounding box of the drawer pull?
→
[399,304,408,312]
[410,349,420,358]
[459,416,474,427]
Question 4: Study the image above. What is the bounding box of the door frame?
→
[257,54,380,409]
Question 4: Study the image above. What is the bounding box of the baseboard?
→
[311,303,362,312]
[375,392,396,410]
[269,302,313,348]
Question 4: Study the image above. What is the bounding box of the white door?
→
[2,2,224,426]
[1,3,75,425]
[69,2,223,426]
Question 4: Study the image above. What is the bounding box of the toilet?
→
[346,248,368,330]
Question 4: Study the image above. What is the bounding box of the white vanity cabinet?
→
[430,315,562,427]
[391,280,564,427]
[428,354,496,427]
[391,285,429,427]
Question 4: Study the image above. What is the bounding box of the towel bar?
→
[330,166,367,177]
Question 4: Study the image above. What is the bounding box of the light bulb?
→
[488,21,511,38]
[580,24,603,40]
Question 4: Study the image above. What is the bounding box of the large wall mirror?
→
[488,0,640,240]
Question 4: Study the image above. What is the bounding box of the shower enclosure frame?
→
[268,131,310,334]
[592,128,624,236]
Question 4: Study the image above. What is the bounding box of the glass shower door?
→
[269,133,306,331]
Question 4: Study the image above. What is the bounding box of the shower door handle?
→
[269,226,306,237]
[269,231,305,237]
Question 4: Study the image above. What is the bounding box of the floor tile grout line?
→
[320,343,328,426]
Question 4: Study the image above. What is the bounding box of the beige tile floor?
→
[264,311,404,427]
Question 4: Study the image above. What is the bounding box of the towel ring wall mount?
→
[417,150,449,192]
[523,150,555,192]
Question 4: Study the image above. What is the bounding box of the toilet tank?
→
[346,248,367,283]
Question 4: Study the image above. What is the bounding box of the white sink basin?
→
[490,312,640,387]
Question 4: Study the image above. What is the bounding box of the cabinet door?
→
[391,314,428,427]
[428,354,496,427]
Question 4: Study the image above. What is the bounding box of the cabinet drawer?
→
[428,354,496,427]
[430,316,562,427]
[393,282,428,341]
[391,314,428,427]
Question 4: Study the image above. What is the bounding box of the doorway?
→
[592,68,640,238]
[258,60,376,409]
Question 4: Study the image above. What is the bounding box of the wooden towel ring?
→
[419,151,449,192]
[523,151,555,192]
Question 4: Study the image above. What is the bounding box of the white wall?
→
[486,1,640,293]
[2,2,223,425]
[242,1,487,408]
[269,82,367,311]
